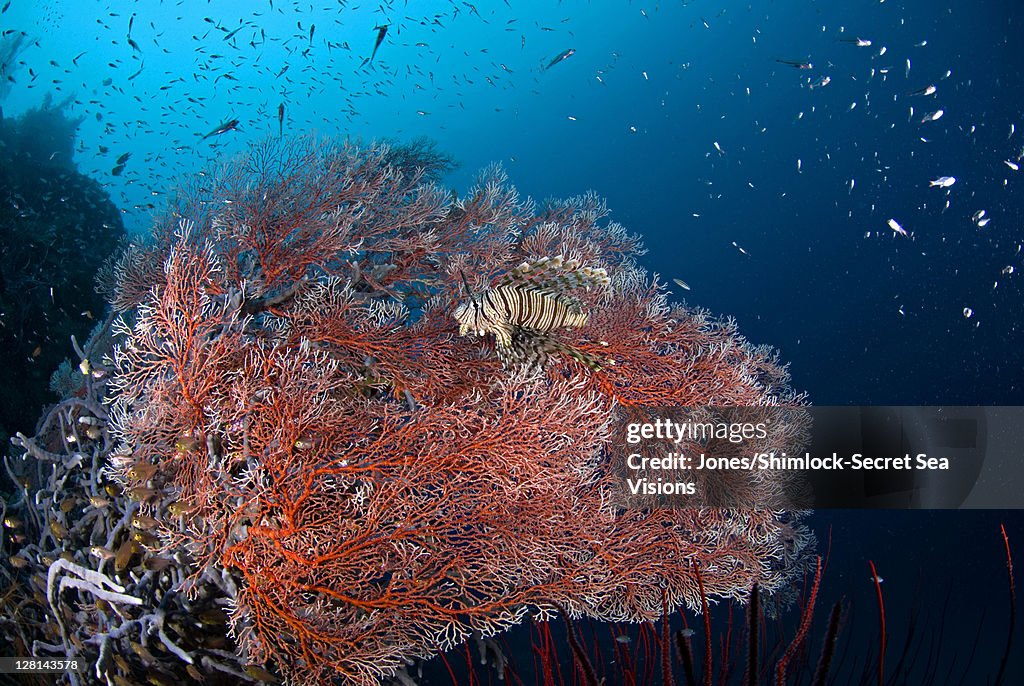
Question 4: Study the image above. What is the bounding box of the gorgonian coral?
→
[100,136,812,684]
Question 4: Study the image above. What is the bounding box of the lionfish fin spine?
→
[555,341,604,371]
[497,255,610,295]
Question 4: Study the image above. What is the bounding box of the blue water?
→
[2,0,1022,682]
[4,0,1021,406]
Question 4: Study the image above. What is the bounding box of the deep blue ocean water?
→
[2,0,1022,683]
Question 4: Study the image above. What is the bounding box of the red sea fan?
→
[105,136,813,685]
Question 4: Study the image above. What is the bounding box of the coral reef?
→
[2,137,811,685]
[0,94,124,440]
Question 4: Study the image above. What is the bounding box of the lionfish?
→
[454,255,610,370]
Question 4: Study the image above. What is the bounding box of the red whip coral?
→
[105,136,812,684]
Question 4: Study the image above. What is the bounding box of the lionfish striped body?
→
[454,256,609,370]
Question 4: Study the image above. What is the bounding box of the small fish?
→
[116,152,131,165]
[839,37,872,47]
[129,486,158,501]
[131,514,159,530]
[133,529,159,547]
[243,665,279,684]
[293,436,321,450]
[222,25,245,42]
[166,500,192,517]
[544,48,576,70]
[201,118,240,139]
[1004,160,1019,171]
[309,23,315,47]
[115,540,136,571]
[672,278,691,291]
[977,217,991,228]
[175,435,202,453]
[50,520,68,539]
[362,24,389,66]
[907,84,936,96]
[615,635,632,644]
[776,59,813,69]
[147,672,177,686]
[143,555,174,571]
[199,608,229,625]
[277,102,284,137]
[90,546,116,561]
[887,218,908,237]
[920,109,943,123]
[972,210,986,222]
[929,176,956,188]
[127,461,157,482]
[130,640,156,664]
